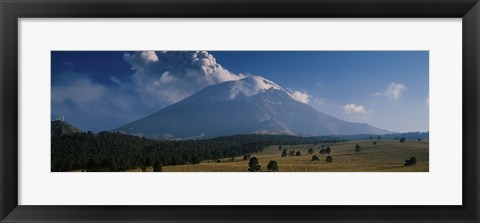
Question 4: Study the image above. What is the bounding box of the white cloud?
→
[287,89,311,104]
[140,51,159,62]
[373,82,407,100]
[123,51,245,107]
[159,72,176,84]
[385,82,407,100]
[344,103,367,114]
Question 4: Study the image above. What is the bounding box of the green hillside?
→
[51,120,80,137]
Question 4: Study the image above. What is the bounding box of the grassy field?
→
[129,140,428,172]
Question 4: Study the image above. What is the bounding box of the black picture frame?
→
[1,0,479,222]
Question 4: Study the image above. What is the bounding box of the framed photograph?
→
[1,0,479,222]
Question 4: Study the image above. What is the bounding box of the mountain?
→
[114,76,390,139]
[51,120,80,137]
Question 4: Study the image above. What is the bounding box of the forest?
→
[51,131,343,172]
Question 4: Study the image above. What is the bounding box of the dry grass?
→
[154,140,429,172]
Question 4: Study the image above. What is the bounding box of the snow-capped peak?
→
[227,75,284,100]
[240,75,283,91]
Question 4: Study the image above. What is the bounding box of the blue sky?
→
[52,51,429,133]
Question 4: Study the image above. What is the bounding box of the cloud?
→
[110,76,126,87]
[311,97,325,106]
[61,60,75,69]
[140,51,159,62]
[344,103,367,114]
[52,73,134,111]
[51,72,142,131]
[307,97,326,112]
[122,51,245,107]
[287,89,311,104]
[385,82,407,100]
[52,76,107,104]
[373,82,407,100]
[159,72,176,84]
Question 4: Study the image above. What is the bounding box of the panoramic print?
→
[51,51,429,172]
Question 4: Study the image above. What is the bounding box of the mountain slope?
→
[114,76,390,139]
[51,120,80,137]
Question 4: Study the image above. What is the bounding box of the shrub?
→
[373,141,377,145]
[355,144,361,154]
[267,160,279,172]
[281,149,288,157]
[400,137,406,143]
[295,151,302,156]
[289,150,295,157]
[404,157,417,166]
[319,149,327,155]
[311,155,320,161]
[307,148,314,154]
[326,156,333,163]
[325,146,331,155]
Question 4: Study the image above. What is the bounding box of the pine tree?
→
[267,160,279,172]
[248,157,261,172]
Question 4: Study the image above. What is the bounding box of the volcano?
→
[114,76,389,139]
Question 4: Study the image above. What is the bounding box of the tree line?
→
[51,131,343,172]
